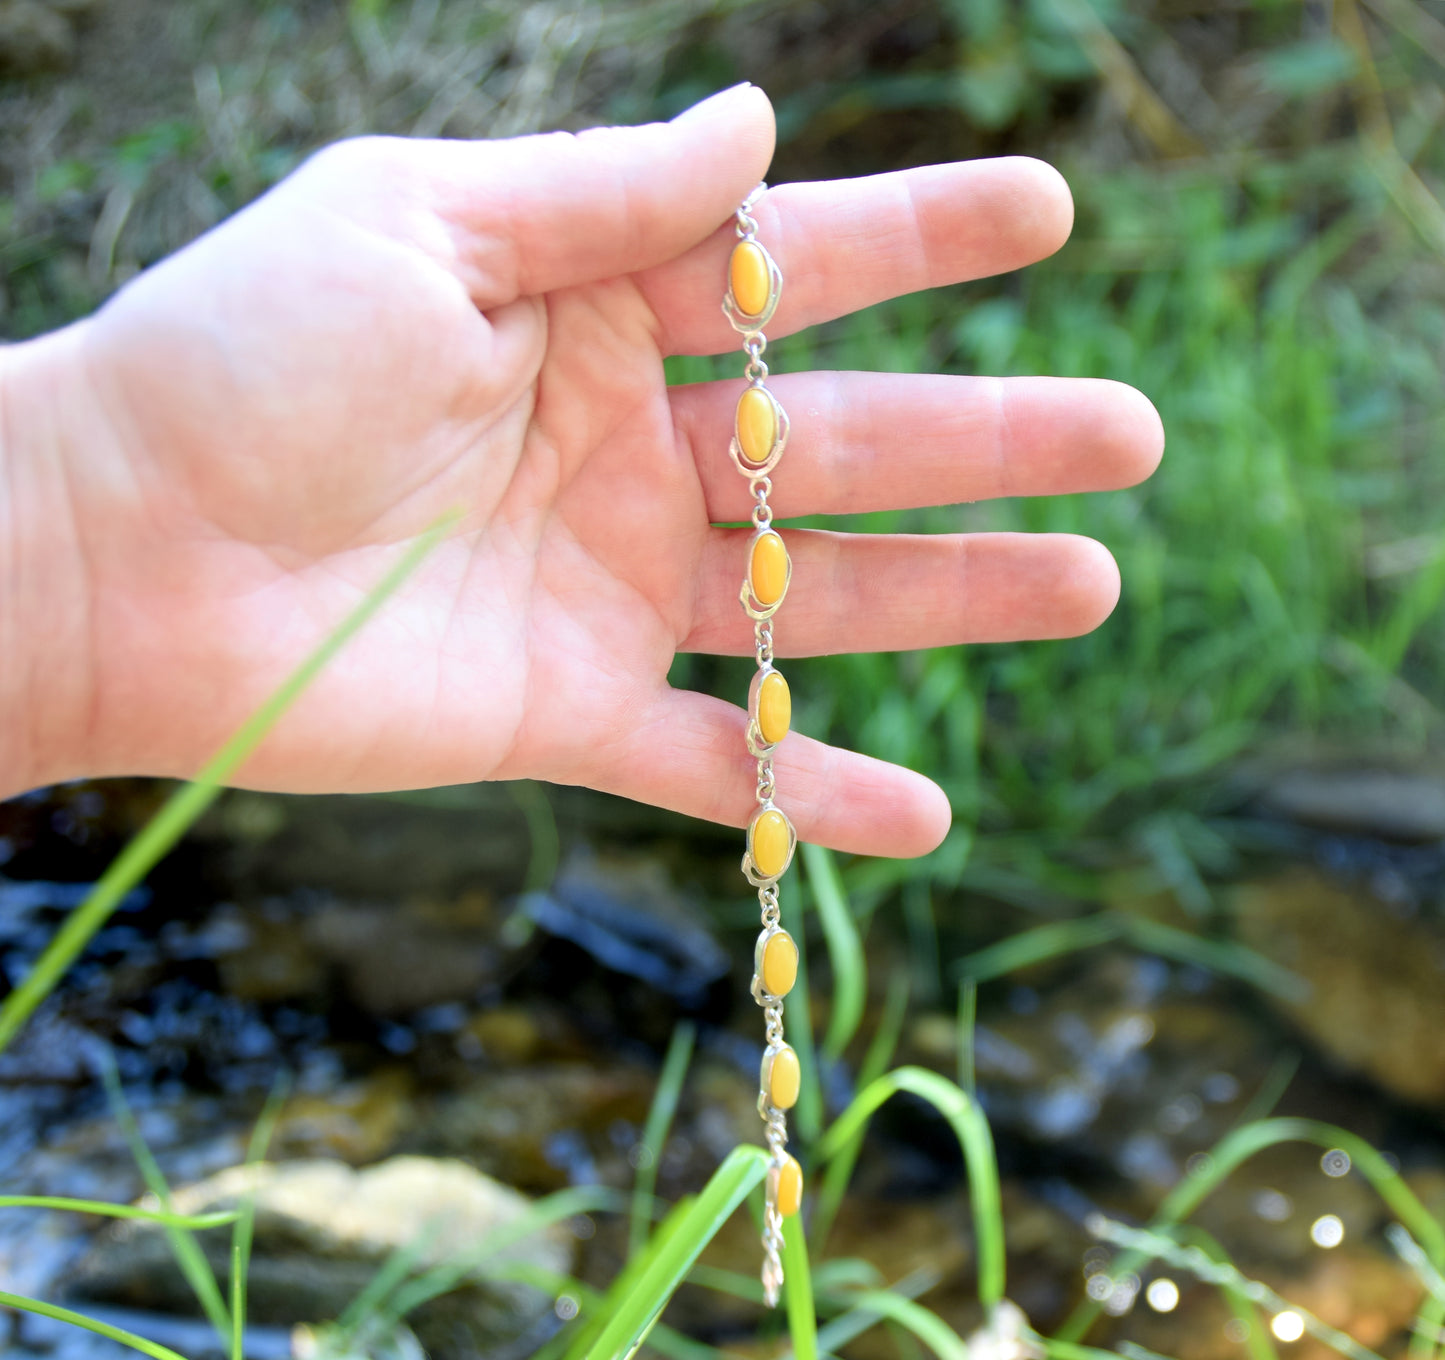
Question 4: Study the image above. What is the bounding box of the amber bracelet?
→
[723,183,801,1306]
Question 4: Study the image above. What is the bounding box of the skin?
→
[0,84,1162,857]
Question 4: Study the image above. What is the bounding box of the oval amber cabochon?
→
[729,240,770,317]
[766,1046,801,1109]
[775,1154,803,1217]
[749,531,788,608]
[760,929,798,996]
[758,671,791,745]
[736,386,777,465]
[751,808,791,878]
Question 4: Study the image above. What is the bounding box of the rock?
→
[427,1064,652,1191]
[1232,870,1445,1106]
[905,952,1279,1200]
[68,1156,573,1359]
[273,1068,414,1164]
[1257,766,1445,841]
[0,0,75,75]
[209,790,538,900]
[520,850,729,1005]
[303,894,504,1015]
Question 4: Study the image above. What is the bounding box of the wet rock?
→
[274,1068,414,1164]
[427,1064,653,1192]
[209,791,539,900]
[521,850,729,1006]
[905,953,1277,1197]
[1256,765,1445,842]
[68,1156,573,1359]
[303,894,504,1015]
[1232,870,1445,1106]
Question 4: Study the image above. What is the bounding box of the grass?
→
[4,2,1445,1358]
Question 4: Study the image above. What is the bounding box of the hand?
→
[0,84,1161,855]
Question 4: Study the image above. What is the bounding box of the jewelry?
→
[724,183,801,1307]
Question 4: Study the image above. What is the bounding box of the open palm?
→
[35,86,1160,856]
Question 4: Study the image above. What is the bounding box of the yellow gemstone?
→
[760,929,797,997]
[758,671,791,745]
[774,1154,803,1218]
[749,531,789,608]
[730,240,771,317]
[765,1046,801,1110]
[751,809,791,880]
[736,387,777,465]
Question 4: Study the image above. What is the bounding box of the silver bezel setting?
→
[760,1043,798,1111]
[742,801,797,889]
[723,241,782,333]
[739,526,792,621]
[746,662,788,758]
[750,922,797,1005]
[729,381,790,479]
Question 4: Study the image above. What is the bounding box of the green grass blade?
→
[818,1291,969,1360]
[685,1265,766,1305]
[1234,1049,1301,1128]
[800,844,866,1064]
[1088,1215,1386,1360]
[0,514,458,1056]
[630,1020,696,1258]
[582,1144,770,1360]
[231,1074,290,1360]
[808,1267,937,1357]
[473,1263,723,1360]
[952,914,1305,1003]
[1058,1117,1445,1341]
[99,1052,231,1344]
[0,1196,237,1228]
[1119,917,1308,1002]
[1407,1297,1445,1360]
[1043,1341,1133,1360]
[954,917,1125,982]
[1171,1225,1278,1360]
[509,780,561,893]
[562,1199,690,1360]
[386,1185,621,1323]
[956,979,977,1097]
[788,918,824,1144]
[815,1067,1004,1308]
[810,969,909,1256]
[1386,1226,1445,1360]
[335,1219,445,1336]
[0,1290,194,1360]
[783,1215,817,1360]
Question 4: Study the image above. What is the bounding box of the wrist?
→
[0,324,101,799]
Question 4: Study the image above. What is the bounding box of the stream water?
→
[1,777,1443,1360]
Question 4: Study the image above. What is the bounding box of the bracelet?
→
[724,183,801,1307]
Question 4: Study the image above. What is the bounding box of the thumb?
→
[304,84,776,309]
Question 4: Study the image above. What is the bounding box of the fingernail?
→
[672,82,756,123]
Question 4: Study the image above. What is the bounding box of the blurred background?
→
[2,1,1445,1357]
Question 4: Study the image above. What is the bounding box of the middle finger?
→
[671,370,1163,520]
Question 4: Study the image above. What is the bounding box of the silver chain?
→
[730,183,793,1308]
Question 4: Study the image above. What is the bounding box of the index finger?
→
[637,157,1074,356]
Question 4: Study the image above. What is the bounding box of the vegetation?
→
[3,0,1445,1357]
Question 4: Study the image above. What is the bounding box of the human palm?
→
[26,86,1161,856]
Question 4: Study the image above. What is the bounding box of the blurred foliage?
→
[3,0,1445,904]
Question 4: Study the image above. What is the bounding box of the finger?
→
[682,530,1120,656]
[585,686,953,859]
[301,84,776,308]
[672,372,1164,520]
[639,156,1074,355]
